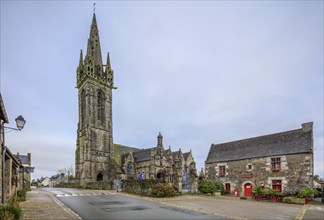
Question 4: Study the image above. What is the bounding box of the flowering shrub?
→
[151,183,177,197]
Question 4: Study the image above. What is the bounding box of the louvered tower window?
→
[97,91,105,125]
[81,90,86,127]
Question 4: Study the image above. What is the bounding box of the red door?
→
[225,183,230,192]
[244,183,252,196]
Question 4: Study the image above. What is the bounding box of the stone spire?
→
[105,52,114,87]
[86,13,103,67]
[157,132,163,147]
[79,50,83,67]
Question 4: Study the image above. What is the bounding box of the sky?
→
[0,1,323,180]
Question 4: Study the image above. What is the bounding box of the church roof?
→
[133,147,156,162]
[183,152,190,161]
[206,122,313,164]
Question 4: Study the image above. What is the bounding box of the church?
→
[75,13,198,192]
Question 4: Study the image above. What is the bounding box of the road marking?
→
[55,192,115,197]
[295,205,308,220]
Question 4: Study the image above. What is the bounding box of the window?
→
[97,91,105,125]
[219,166,225,177]
[247,164,252,170]
[272,180,282,191]
[81,90,86,127]
[271,157,281,171]
[126,163,133,179]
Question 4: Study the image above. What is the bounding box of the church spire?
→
[79,50,83,67]
[106,52,111,71]
[86,13,103,67]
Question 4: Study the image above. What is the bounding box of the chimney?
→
[28,153,31,165]
[302,122,313,132]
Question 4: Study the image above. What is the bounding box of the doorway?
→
[244,183,252,196]
[97,173,103,181]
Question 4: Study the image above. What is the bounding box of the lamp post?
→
[2,115,26,204]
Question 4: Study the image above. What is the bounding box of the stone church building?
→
[205,122,314,196]
[75,13,198,191]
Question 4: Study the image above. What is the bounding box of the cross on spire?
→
[93,3,96,13]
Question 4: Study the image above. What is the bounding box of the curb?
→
[45,190,82,219]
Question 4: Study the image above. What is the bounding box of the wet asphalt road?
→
[44,188,225,219]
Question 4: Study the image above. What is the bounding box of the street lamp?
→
[4,115,26,131]
[2,115,26,204]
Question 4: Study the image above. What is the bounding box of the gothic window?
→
[97,91,105,125]
[81,90,86,127]
[219,165,225,177]
[271,157,281,171]
[127,163,133,179]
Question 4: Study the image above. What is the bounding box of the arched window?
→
[97,173,103,181]
[97,91,105,125]
[81,90,86,127]
[127,163,133,179]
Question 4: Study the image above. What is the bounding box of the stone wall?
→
[205,153,313,195]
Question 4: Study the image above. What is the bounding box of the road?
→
[44,188,225,219]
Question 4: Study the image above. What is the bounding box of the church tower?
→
[75,13,116,186]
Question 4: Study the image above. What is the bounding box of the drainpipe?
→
[2,122,6,204]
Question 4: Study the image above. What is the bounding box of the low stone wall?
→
[122,179,162,196]
[85,181,113,190]
[282,196,305,204]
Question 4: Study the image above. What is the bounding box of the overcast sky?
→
[1,1,323,180]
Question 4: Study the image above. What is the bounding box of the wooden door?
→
[244,183,252,196]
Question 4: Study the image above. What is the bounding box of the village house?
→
[1,94,30,204]
[205,122,314,197]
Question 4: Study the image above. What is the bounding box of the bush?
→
[299,187,318,198]
[17,189,28,201]
[198,180,216,194]
[122,179,161,196]
[0,205,22,220]
[151,183,177,197]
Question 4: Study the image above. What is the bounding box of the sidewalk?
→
[20,188,80,219]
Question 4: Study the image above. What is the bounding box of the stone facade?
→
[75,14,199,192]
[75,13,116,186]
[121,133,198,192]
[0,93,9,203]
[205,122,314,196]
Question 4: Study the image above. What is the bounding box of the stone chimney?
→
[302,122,313,133]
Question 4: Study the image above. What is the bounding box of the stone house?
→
[15,152,34,190]
[121,132,198,192]
[205,122,314,196]
[0,93,9,203]
[49,173,68,187]
[4,148,21,200]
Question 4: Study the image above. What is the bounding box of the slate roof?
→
[0,93,9,123]
[206,124,313,164]
[133,147,155,162]
[183,152,190,161]
[18,155,31,166]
